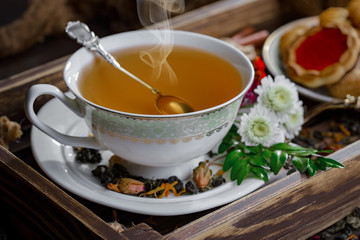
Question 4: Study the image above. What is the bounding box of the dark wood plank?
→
[1,0,357,239]
[0,56,68,121]
[169,0,285,37]
[122,223,163,240]
[162,141,360,240]
[0,145,127,240]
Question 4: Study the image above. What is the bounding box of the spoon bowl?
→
[65,21,193,115]
[156,95,194,115]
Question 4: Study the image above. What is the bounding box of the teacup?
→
[25,30,254,169]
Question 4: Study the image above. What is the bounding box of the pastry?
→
[319,7,349,27]
[284,22,360,88]
[279,24,308,64]
[279,0,360,98]
[348,0,360,28]
[328,57,360,99]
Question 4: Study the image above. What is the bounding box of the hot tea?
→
[78,45,242,114]
[26,29,254,167]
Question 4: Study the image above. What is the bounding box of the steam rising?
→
[136,0,185,85]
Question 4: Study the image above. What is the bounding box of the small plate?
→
[30,96,268,216]
[262,16,341,103]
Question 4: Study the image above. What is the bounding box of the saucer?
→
[31,96,268,216]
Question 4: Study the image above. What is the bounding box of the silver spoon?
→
[304,94,360,124]
[65,21,194,115]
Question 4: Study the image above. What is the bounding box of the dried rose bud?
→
[109,155,124,169]
[193,162,212,189]
[108,178,145,195]
[118,178,145,195]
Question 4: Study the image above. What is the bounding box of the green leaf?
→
[316,150,334,154]
[270,143,304,151]
[249,155,268,168]
[315,159,328,171]
[270,143,316,156]
[290,149,318,157]
[218,142,232,154]
[292,156,309,173]
[230,158,247,181]
[307,159,318,176]
[229,124,239,133]
[218,126,240,153]
[251,166,269,182]
[270,150,288,175]
[319,157,344,168]
[236,164,251,185]
[218,134,236,153]
[242,145,257,154]
[261,149,272,161]
[223,149,243,172]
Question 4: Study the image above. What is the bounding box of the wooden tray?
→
[1,0,360,239]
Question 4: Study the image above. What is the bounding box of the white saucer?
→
[31,96,268,216]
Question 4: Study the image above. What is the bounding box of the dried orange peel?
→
[139,181,186,198]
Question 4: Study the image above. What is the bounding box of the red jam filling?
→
[295,28,348,71]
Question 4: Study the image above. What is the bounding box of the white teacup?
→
[25,30,254,168]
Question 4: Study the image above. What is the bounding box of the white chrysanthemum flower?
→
[282,100,304,140]
[254,75,299,123]
[239,105,285,147]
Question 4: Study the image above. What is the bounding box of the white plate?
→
[31,96,268,216]
[262,16,341,103]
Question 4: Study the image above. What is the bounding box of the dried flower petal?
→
[108,221,125,233]
[0,116,22,149]
[139,181,185,198]
[107,178,145,195]
[193,162,212,189]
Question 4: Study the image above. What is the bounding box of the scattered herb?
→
[193,162,212,189]
[108,178,145,195]
[139,180,186,198]
[73,147,102,163]
[92,165,119,186]
[308,207,360,240]
[185,181,198,195]
[293,116,360,152]
[91,156,225,198]
[187,161,227,193]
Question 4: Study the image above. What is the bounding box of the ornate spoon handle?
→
[65,21,120,68]
[304,95,360,124]
[65,21,159,95]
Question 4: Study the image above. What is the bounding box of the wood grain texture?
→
[122,223,163,240]
[1,0,358,239]
[0,145,125,240]
[167,0,283,37]
[163,141,360,240]
[0,56,68,122]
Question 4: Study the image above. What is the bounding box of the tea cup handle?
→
[25,84,105,150]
